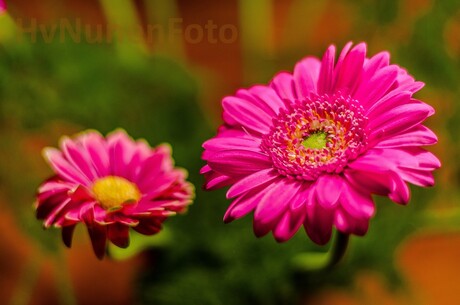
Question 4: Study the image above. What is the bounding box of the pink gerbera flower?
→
[201,42,440,245]
[0,1,6,14]
[36,129,194,259]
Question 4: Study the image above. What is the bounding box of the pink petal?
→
[43,148,91,185]
[304,190,334,245]
[368,103,434,141]
[253,179,301,231]
[81,131,110,177]
[270,72,297,100]
[334,42,366,94]
[86,224,107,260]
[246,85,286,115]
[203,171,237,190]
[366,90,412,119]
[363,51,390,77]
[314,175,344,209]
[61,137,97,181]
[317,44,336,94]
[373,125,438,148]
[353,65,398,108]
[62,225,76,248]
[398,167,435,187]
[43,198,72,228]
[333,41,353,74]
[207,150,272,177]
[222,95,273,134]
[226,168,279,198]
[340,181,375,218]
[223,186,268,223]
[272,210,305,242]
[293,57,321,97]
[202,137,261,160]
[334,208,369,236]
[133,219,163,235]
[107,130,137,177]
[108,223,130,248]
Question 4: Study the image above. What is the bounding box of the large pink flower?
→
[36,129,194,259]
[201,42,440,245]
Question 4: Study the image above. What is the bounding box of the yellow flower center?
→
[92,176,141,210]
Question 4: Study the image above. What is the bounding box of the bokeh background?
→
[0,0,458,304]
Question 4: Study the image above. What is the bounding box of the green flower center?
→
[302,132,328,150]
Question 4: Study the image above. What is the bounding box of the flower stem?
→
[292,231,350,271]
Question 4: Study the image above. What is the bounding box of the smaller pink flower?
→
[0,1,6,14]
[36,129,194,259]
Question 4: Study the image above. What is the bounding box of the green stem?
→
[292,231,350,272]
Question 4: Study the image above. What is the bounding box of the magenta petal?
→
[388,174,410,205]
[61,137,97,181]
[317,44,336,94]
[304,190,334,245]
[43,198,72,228]
[340,182,375,218]
[374,125,438,148]
[141,172,178,198]
[253,179,301,228]
[368,103,434,133]
[203,171,236,191]
[334,208,369,236]
[246,85,286,115]
[270,72,297,100]
[68,185,93,202]
[334,42,366,94]
[293,57,321,97]
[62,225,76,248]
[314,175,343,209]
[363,51,390,76]
[81,132,110,177]
[353,65,398,108]
[133,219,163,235]
[366,90,412,119]
[334,41,353,74]
[223,188,265,223]
[108,130,136,177]
[344,169,393,196]
[135,153,166,186]
[202,137,260,158]
[397,167,435,187]
[43,148,90,185]
[87,224,107,260]
[222,96,273,134]
[207,150,272,177]
[226,168,278,198]
[273,210,305,242]
[108,223,130,248]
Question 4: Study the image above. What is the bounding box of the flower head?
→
[201,42,440,245]
[0,0,6,14]
[36,129,194,259]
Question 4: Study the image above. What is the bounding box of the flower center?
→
[92,176,141,210]
[261,93,368,180]
[302,132,328,149]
